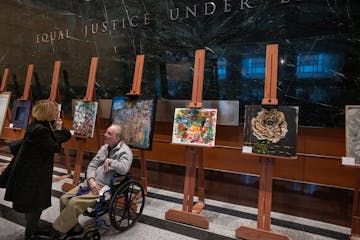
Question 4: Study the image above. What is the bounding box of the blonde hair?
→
[32,100,58,121]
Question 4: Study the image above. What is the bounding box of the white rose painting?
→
[243,105,299,158]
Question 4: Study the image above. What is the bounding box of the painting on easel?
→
[111,96,156,150]
[0,92,11,135]
[11,99,32,129]
[346,105,360,165]
[172,108,217,147]
[72,100,98,138]
[243,105,299,158]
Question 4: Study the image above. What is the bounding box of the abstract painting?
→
[242,105,299,158]
[346,105,360,165]
[172,108,217,147]
[72,100,98,138]
[111,96,156,150]
[0,92,11,135]
[11,99,32,129]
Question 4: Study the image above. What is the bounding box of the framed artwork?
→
[11,99,32,129]
[345,105,360,165]
[72,100,98,138]
[242,105,299,158]
[172,108,217,147]
[111,96,156,150]
[0,92,11,135]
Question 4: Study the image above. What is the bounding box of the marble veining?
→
[0,0,359,127]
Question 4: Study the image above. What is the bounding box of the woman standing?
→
[4,100,71,240]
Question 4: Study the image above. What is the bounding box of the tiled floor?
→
[0,160,351,240]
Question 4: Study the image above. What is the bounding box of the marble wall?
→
[0,0,359,127]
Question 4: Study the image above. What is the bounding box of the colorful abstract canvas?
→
[0,92,11,135]
[72,100,98,138]
[242,105,299,158]
[11,99,32,129]
[172,108,217,147]
[111,96,156,150]
[346,105,360,165]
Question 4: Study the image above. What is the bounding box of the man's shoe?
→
[50,226,66,240]
[25,235,49,240]
[65,223,84,238]
[25,234,40,240]
[35,227,52,237]
[36,222,52,236]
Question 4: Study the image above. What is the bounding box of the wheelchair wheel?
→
[108,180,145,232]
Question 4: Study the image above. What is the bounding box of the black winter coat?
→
[4,120,71,213]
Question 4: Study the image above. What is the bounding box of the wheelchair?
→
[82,173,145,240]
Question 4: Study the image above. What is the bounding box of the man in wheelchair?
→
[51,124,133,239]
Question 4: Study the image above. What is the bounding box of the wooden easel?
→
[236,44,289,240]
[126,54,149,193]
[61,57,100,192]
[2,64,34,140]
[0,68,9,92]
[48,61,62,103]
[47,61,72,182]
[165,49,208,229]
[20,65,33,102]
[127,55,144,96]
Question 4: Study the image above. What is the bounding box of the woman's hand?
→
[54,118,63,130]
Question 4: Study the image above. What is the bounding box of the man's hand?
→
[87,178,100,195]
[103,158,110,174]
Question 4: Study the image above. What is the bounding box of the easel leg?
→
[258,157,274,231]
[192,148,205,214]
[236,157,288,240]
[197,148,205,203]
[63,145,71,175]
[139,150,148,194]
[73,140,84,185]
[61,139,84,192]
[183,146,197,212]
[52,144,72,182]
[6,108,11,121]
[165,146,209,229]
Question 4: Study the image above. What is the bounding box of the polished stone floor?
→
[0,155,352,240]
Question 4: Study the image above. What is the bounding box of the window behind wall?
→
[241,57,266,79]
[296,53,339,79]
[217,58,227,80]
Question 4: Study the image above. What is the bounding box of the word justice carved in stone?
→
[35,0,300,44]
[35,14,149,44]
